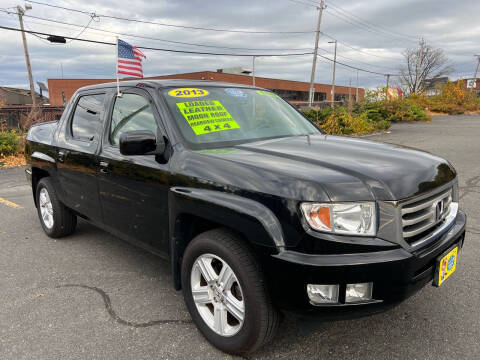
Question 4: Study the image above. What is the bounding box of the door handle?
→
[99,161,110,174]
[58,150,66,163]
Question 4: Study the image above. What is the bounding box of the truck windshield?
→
[161,87,320,149]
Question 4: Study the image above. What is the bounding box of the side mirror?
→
[119,130,164,156]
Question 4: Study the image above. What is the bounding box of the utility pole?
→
[308,0,325,107]
[348,78,352,112]
[385,74,391,100]
[17,4,36,106]
[329,39,337,108]
[252,56,256,86]
[355,70,359,103]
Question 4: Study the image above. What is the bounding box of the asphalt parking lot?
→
[0,115,479,360]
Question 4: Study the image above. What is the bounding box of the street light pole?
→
[329,39,337,108]
[17,4,36,106]
[308,0,325,107]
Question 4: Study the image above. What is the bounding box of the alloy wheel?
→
[190,253,245,337]
[39,187,54,229]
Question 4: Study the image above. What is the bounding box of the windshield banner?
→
[176,100,240,135]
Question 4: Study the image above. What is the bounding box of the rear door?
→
[97,88,170,251]
[55,92,106,221]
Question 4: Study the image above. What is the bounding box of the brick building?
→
[47,71,364,106]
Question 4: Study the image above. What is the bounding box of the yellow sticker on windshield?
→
[176,100,240,135]
[168,88,209,97]
[256,90,280,98]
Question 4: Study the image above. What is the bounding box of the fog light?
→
[346,282,373,303]
[307,284,339,304]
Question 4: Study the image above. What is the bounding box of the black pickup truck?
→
[25,80,466,355]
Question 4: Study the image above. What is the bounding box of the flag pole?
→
[116,36,121,97]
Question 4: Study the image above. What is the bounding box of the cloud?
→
[1,0,479,91]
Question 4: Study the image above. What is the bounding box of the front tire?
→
[36,177,77,238]
[181,229,279,355]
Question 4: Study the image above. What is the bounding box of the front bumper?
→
[265,210,466,319]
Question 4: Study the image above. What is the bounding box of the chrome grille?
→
[401,188,452,241]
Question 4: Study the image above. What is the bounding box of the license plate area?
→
[433,245,458,287]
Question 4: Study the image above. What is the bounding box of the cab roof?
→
[76,79,264,93]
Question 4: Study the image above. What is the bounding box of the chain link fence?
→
[0,105,64,130]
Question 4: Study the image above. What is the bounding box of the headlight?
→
[300,202,376,236]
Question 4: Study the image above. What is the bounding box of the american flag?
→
[117,39,146,78]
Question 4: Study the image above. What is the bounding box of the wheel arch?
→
[31,166,51,207]
[169,187,285,290]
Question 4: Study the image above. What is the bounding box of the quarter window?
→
[71,94,105,141]
[109,93,158,146]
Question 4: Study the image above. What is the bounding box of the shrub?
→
[301,106,332,126]
[408,80,480,115]
[303,106,380,135]
[357,98,430,123]
[0,130,20,157]
[376,119,391,130]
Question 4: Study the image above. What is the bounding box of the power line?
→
[64,14,99,43]
[288,0,318,8]
[15,3,407,62]
[316,46,398,72]
[0,25,314,56]
[317,52,398,76]
[0,9,314,52]
[0,10,399,73]
[28,0,316,34]
[325,7,416,45]
[285,2,405,61]
[321,32,402,60]
[327,2,418,41]
[1,24,401,77]
[292,0,418,43]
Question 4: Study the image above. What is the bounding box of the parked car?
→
[25,80,466,355]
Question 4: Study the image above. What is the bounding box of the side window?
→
[109,93,158,146]
[71,94,105,141]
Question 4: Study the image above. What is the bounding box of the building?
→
[464,78,480,95]
[424,77,449,96]
[0,86,47,105]
[47,71,364,106]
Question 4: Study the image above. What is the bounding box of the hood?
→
[176,134,456,202]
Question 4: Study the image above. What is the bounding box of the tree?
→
[400,39,452,94]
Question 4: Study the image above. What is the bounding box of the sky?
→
[1,0,480,94]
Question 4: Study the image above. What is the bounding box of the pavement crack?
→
[56,284,192,327]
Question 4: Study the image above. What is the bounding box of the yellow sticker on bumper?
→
[168,88,209,97]
[436,247,458,286]
[176,100,240,135]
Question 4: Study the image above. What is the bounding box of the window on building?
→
[109,93,158,146]
[71,94,105,141]
[315,92,327,101]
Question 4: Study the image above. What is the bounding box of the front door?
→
[98,89,170,251]
[56,92,105,221]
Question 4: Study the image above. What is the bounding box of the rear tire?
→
[181,228,280,355]
[36,177,77,238]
